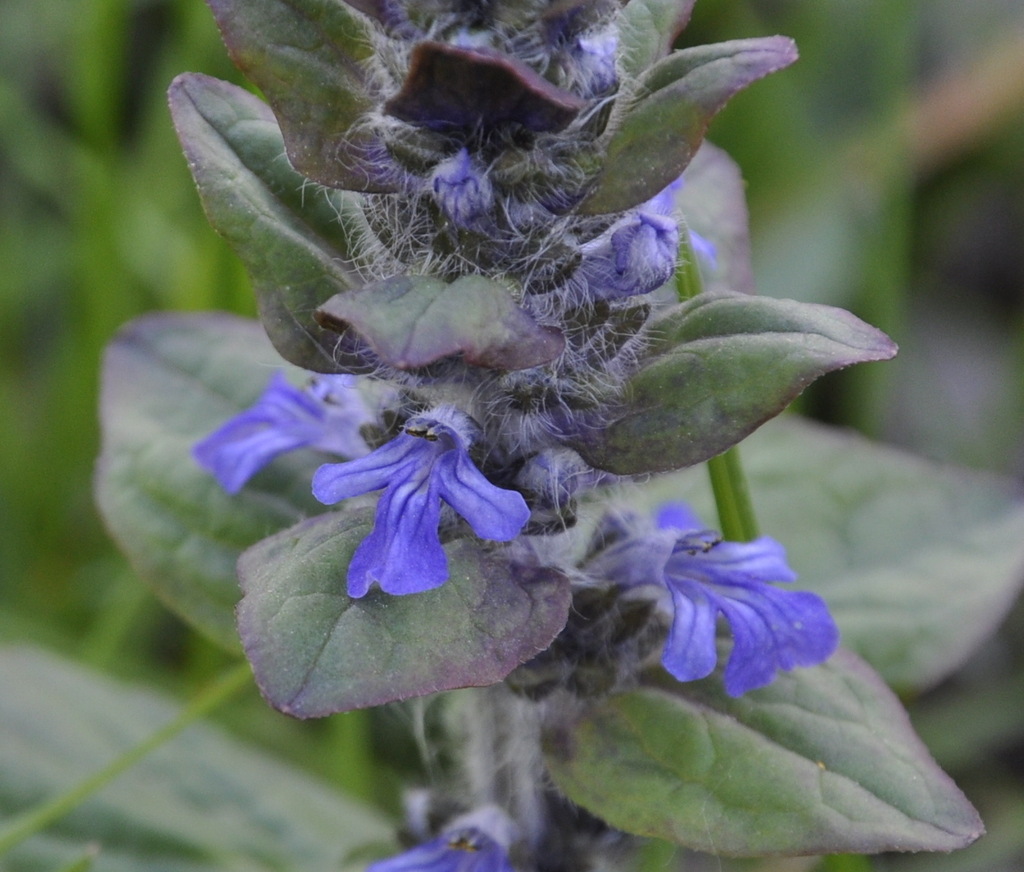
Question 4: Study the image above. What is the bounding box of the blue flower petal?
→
[368,828,514,872]
[194,372,369,494]
[314,408,531,597]
[595,503,839,694]
[435,450,530,541]
[715,587,839,696]
[660,530,836,694]
[311,434,424,504]
[347,470,449,597]
[666,536,799,589]
[662,581,719,682]
[656,502,706,533]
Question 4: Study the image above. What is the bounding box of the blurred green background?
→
[1,0,1023,869]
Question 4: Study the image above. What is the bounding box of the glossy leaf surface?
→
[237,511,572,716]
[569,292,897,474]
[544,650,983,856]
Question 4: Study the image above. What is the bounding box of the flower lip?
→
[312,406,531,597]
[591,503,839,695]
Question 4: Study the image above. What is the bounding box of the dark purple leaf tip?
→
[384,41,587,132]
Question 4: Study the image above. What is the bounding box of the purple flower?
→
[432,148,493,230]
[574,32,618,96]
[194,372,371,494]
[645,175,718,272]
[368,827,514,872]
[312,407,531,597]
[594,503,839,696]
[577,186,680,300]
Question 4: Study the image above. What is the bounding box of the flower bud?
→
[578,209,680,300]
[431,148,493,230]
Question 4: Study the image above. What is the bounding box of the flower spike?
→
[312,407,531,597]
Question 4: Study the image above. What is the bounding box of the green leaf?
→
[169,73,370,373]
[580,38,798,215]
[0,646,392,871]
[615,0,697,80]
[616,415,1024,692]
[543,650,983,856]
[95,312,325,649]
[315,274,565,371]
[206,0,391,191]
[568,292,897,475]
[674,142,756,295]
[237,511,572,717]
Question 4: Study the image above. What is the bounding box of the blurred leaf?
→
[96,312,324,649]
[0,646,392,872]
[205,0,391,191]
[613,0,696,80]
[316,274,565,371]
[569,292,897,475]
[625,415,1024,691]
[543,649,982,856]
[168,73,370,373]
[675,142,755,294]
[580,38,798,214]
[237,510,572,717]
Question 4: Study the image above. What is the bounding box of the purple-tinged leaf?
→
[617,0,697,78]
[315,275,565,371]
[169,74,370,373]
[95,313,325,649]
[580,37,798,214]
[568,292,897,474]
[384,41,587,132]
[675,142,756,295]
[544,650,983,855]
[237,511,571,716]
[206,0,395,191]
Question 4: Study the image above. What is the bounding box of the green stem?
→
[675,219,761,542]
[0,662,252,857]
[707,449,760,542]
